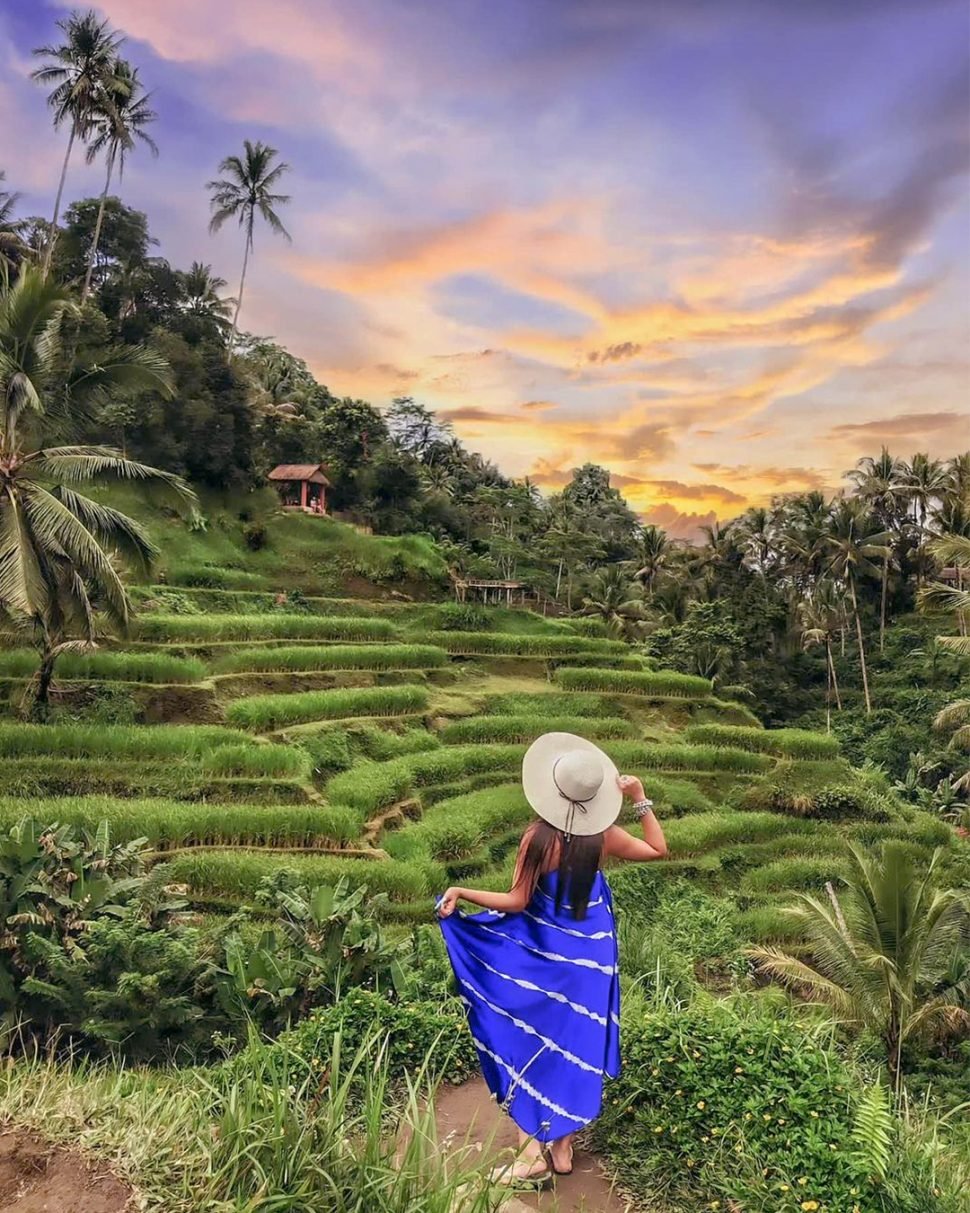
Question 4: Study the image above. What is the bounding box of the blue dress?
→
[438,869,620,1142]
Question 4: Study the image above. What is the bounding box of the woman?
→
[437,732,667,1186]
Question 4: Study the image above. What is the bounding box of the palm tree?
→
[903,454,949,585]
[207,140,291,355]
[919,534,970,652]
[748,842,970,1093]
[798,580,846,730]
[737,505,773,574]
[0,267,196,712]
[31,10,128,277]
[81,59,158,301]
[849,449,908,652]
[632,524,669,594]
[580,566,647,641]
[0,173,24,271]
[178,261,234,332]
[823,498,891,714]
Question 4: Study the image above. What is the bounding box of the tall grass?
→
[0,648,207,683]
[0,1035,497,1212]
[165,562,269,589]
[386,784,530,862]
[137,614,399,642]
[326,745,525,814]
[684,723,840,759]
[555,667,713,698]
[0,796,363,846]
[483,691,614,717]
[606,741,773,774]
[168,850,443,901]
[227,685,430,730]
[661,810,820,855]
[422,631,630,657]
[439,714,637,744]
[0,722,251,759]
[0,758,314,800]
[213,644,448,675]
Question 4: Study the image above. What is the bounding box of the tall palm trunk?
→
[555,557,564,600]
[43,122,77,277]
[879,550,889,653]
[826,640,842,712]
[227,211,252,357]
[81,144,116,301]
[31,642,59,720]
[848,575,872,715]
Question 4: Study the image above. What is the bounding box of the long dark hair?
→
[514,820,604,920]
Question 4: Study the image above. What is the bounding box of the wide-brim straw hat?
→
[521,732,622,837]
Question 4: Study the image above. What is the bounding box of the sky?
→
[2,0,968,537]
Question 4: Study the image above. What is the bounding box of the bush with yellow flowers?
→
[591,996,957,1213]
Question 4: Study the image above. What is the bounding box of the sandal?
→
[545,1144,574,1176]
[489,1160,553,1189]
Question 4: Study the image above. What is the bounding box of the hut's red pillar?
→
[300,480,308,508]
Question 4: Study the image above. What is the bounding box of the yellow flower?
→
[763,1113,772,1121]
[829,1144,838,1151]
[779,1184,790,1192]
[777,1118,786,1125]
[734,1066,744,1074]
[675,1089,683,1096]
[798,1178,808,1186]
[744,1112,752,1120]
[853,1206,861,1213]
[697,1100,706,1109]
[801,1203,819,1211]
[651,1068,660,1076]
[809,1111,819,1118]
[709,1203,720,1210]
[653,1126,664,1134]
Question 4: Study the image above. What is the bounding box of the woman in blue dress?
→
[437,732,668,1186]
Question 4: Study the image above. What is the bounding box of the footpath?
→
[434,1077,635,1213]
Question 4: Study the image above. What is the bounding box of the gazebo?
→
[267,463,331,514]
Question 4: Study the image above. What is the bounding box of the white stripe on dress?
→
[523,909,614,940]
[467,950,609,1026]
[476,922,616,974]
[469,1034,589,1126]
[458,983,604,1076]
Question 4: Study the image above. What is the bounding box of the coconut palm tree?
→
[207,140,291,355]
[580,566,647,641]
[903,454,949,585]
[737,505,773,575]
[81,59,158,301]
[0,267,195,712]
[177,261,234,333]
[0,173,24,271]
[632,523,669,594]
[823,498,891,715]
[919,534,970,652]
[748,842,970,1093]
[849,449,908,652]
[31,10,128,277]
[798,580,846,730]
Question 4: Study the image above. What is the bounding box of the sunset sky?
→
[2,0,968,536]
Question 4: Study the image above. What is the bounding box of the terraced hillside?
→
[0,583,959,946]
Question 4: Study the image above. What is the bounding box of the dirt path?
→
[434,1078,635,1213]
[0,1131,131,1213]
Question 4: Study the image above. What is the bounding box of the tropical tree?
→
[31,10,128,276]
[81,59,158,301]
[748,842,970,1092]
[823,498,891,714]
[177,261,234,332]
[632,523,669,594]
[580,566,647,641]
[903,453,949,585]
[798,580,846,729]
[0,173,23,271]
[207,140,291,354]
[0,268,195,712]
[849,448,907,651]
[919,534,970,651]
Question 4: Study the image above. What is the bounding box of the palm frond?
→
[50,486,158,574]
[23,446,196,510]
[0,491,50,618]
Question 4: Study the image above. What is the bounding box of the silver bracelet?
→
[632,798,654,819]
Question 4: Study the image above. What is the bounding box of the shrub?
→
[137,614,398,642]
[250,987,478,1087]
[226,685,429,730]
[164,563,267,589]
[438,714,636,744]
[555,667,713,698]
[739,760,889,820]
[0,648,207,683]
[592,998,890,1212]
[740,855,848,894]
[213,644,447,674]
[684,723,840,760]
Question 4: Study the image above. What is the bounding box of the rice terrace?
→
[1,2,969,1212]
